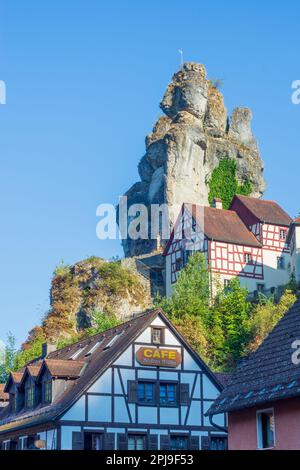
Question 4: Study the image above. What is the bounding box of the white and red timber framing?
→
[0,309,228,450]
[164,195,293,298]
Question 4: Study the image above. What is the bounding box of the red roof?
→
[43,359,85,378]
[231,195,292,226]
[201,206,261,247]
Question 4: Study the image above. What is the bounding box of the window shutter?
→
[117,433,128,450]
[189,436,199,450]
[104,433,115,450]
[72,431,84,450]
[23,437,28,450]
[201,435,211,450]
[127,380,137,403]
[160,435,171,450]
[180,383,189,405]
[148,434,158,450]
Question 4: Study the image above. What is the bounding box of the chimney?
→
[42,342,56,358]
[212,198,223,210]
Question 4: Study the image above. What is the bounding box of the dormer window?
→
[9,393,15,413]
[25,385,35,408]
[43,380,52,404]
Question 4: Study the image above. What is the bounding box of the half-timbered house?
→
[164,195,292,298]
[0,309,227,451]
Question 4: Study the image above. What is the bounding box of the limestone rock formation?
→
[25,257,151,345]
[120,62,266,257]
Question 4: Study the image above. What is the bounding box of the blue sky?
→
[1,0,300,346]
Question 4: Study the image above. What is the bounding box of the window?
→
[257,283,265,292]
[244,253,252,264]
[84,432,103,450]
[25,386,35,408]
[170,435,188,450]
[210,436,228,450]
[277,256,285,269]
[9,393,15,413]
[257,409,275,449]
[280,229,287,240]
[103,330,124,350]
[128,434,146,451]
[69,346,85,360]
[43,380,52,404]
[137,382,155,404]
[159,383,177,405]
[175,258,182,271]
[85,340,103,356]
[151,327,164,345]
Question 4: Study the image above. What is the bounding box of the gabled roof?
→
[19,364,42,388]
[0,309,223,435]
[0,385,8,402]
[207,298,300,416]
[39,359,85,379]
[230,195,292,226]
[164,204,261,255]
[3,372,23,393]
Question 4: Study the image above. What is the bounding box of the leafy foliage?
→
[246,290,296,354]
[156,253,295,371]
[0,333,17,383]
[208,158,253,209]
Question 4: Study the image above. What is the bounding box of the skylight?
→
[84,340,103,356]
[103,330,124,350]
[69,346,85,360]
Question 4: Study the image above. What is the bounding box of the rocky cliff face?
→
[121,62,266,257]
[25,258,151,345]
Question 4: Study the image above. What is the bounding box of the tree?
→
[0,333,17,383]
[247,290,296,353]
[213,278,251,369]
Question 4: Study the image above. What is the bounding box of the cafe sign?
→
[136,347,181,368]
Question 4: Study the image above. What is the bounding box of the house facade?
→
[207,298,300,450]
[164,195,292,298]
[0,309,227,451]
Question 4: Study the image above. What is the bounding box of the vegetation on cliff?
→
[208,158,252,209]
[3,257,148,373]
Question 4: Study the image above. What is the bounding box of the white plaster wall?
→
[88,369,111,394]
[61,425,81,450]
[62,396,85,421]
[88,395,111,422]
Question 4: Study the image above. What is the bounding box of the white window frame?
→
[256,407,276,450]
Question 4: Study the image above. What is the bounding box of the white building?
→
[164,195,292,298]
[0,309,227,451]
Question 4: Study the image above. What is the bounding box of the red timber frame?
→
[165,205,263,284]
[261,224,290,253]
[209,241,263,279]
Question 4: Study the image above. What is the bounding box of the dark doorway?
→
[84,432,104,450]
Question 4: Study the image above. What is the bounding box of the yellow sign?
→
[136,347,181,368]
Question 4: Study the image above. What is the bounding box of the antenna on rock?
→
[178,49,183,69]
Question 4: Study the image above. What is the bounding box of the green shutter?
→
[72,431,84,450]
[117,433,128,450]
[127,381,137,403]
[148,434,158,450]
[160,435,171,450]
[104,433,115,450]
[201,435,211,450]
